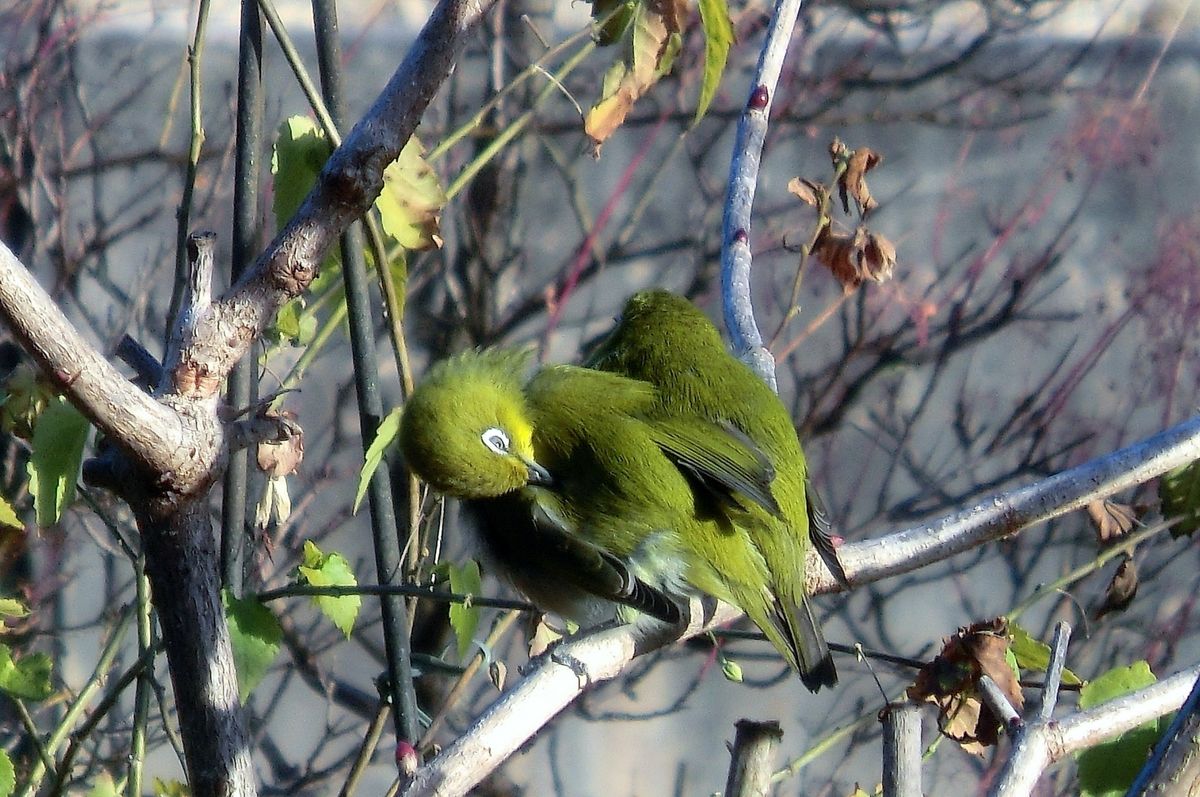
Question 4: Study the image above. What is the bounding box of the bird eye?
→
[481,427,510,455]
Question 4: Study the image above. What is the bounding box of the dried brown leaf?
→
[787,176,825,207]
[1086,498,1138,544]
[841,146,882,213]
[863,231,896,283]
[812,227,861,292]
[907,618,1021,754]
[969,626,1023,714]
[527,618,562,658]
[584,0,680,148]
[256,410,305,478]
[488,659,508,691]
[1094,555,1139,618]
[812,225,896,292]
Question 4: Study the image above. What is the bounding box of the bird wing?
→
[648,416,783,519]
[805,481,850,589]
[524,494,682,624]
[468,493,681,624]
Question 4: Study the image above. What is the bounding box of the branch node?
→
[164,231,219,398]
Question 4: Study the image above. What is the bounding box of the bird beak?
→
[522,457,554,487]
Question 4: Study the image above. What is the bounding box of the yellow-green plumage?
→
[399,349,683,625]
[588,290,837,690]
[399,293,839,691]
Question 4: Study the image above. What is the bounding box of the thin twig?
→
[720,0,806,388]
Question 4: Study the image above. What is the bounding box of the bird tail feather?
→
[778,595,837,692]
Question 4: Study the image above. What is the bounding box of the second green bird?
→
[399,293,838,691]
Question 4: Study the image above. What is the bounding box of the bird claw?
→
[550,648,591,688]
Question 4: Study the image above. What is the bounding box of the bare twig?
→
[825,414,1200,591]
[720,0,805,389]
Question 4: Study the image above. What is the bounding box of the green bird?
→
[399,349,682,626]
[587,289,839,690]
[399,348,834,688]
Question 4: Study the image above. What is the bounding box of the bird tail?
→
[778,594,837,692]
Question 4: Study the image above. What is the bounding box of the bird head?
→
[588,289,725,371]
[399,349,553,498]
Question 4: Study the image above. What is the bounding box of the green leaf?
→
[224,591,282,703]
[1160,459,1200,537]
[447,560,482,661]
[0,597,28,618]
[0,496,20,530]
[271,116,342,292]
[272,116,332,232]
[297,540,361,637]
[152,778,190,797]
[1080,661,1156,709]
[376,137,446,252]
[0,748,14,797]
[695,0,732,123]
[87,771,118,797]
[355,407,403,514]
[1009,623,1082,686]
[268,298,318,348]
[1077,661,1159,797]
[0,643,53,700]
[591,0,635,45]
[720,657,743,683]
[27,397,89,526]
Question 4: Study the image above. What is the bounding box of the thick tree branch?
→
[180,0,493,381]
[140,499,254,796]
[0,241,186,474]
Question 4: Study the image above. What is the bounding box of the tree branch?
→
[720,0,805,389]
[403,413,1200,794]
[180,0,493,382]
[0,241,186,475]
[824,414,1200,591]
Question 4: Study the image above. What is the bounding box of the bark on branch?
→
[0,0,494,794]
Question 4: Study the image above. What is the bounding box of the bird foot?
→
[550,648,592,688]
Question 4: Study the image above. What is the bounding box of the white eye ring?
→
[481,427,510,455]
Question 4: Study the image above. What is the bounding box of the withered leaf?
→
[968,625,1023,715]
[812,226,861,292]
[256,410,305,478]
[787,176,826,208]
[528,617,563,658]
[907,618,1022,754]
[1093,555,1139,619]
[584,0,682,148]
[862,231,896,282]
[812,225,896,292]
[1086,498,1138,544]
[489,659,508,691]
[839,146,882,214]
